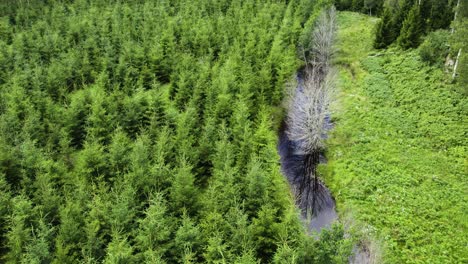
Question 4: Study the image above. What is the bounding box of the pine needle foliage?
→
[0,0,353,263]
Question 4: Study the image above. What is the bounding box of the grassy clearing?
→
[325,11,467,263]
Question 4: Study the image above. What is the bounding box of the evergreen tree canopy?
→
[0,0,354,263]
[397,4,424,49]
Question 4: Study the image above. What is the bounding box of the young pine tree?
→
[4,195,33,263]
[0,173,12,255]
[135,193,173,261]
[172,214,202,263]
[250,204,281,263]
[53,200,87,263]
[169,158,199,217]
[374,8,397,49]
[398,4,424,49]
[103,233,135,264]
[22,216,55,264]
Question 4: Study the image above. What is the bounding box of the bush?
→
[418,30,450,66]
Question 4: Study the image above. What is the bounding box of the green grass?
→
[326,11,467,263]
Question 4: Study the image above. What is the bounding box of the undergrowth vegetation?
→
[326,11,467,263]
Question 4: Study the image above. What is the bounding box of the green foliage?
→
[335,12,379,65]
[22,217,55,264]
[0,0,354,262]
[251,205,281,262]
[456,52,468,92]
[352,0,365,12]
[0,173,11,255]
[104,233,135,264]
[450,0,468,91]
[340,0,456,49]
[418,30,450,66]
[336,0,384,16]
[173,214,202,263]
[423,0,454,31]
[335,0,353,11]
[54,199,87,263]
[397,4,424,49]
[331,11,467,263]
[169,159,199,217]
[4,195,34,263]
[298,224,353,263]
[374,8,396,49]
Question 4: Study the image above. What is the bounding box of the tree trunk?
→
[453,48,462,79]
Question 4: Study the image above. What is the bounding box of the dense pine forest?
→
[0,0,355,263]
[0,0,466,263]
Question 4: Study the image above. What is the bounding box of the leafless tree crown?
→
[287,7,337,155]
[281,7,338,218]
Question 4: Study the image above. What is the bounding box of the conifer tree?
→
[225,206,254,256]
[374,8,396,49]
[173,214,202,263]
[150,126,173,191]
[233,252,258,264]
[54,200,86,263]
[203,234,230,263]
[0,173,11,254]
[22,217,54,264]
[202,133,239,213]
[121,90,151,138]
[398,4,424,49]
[244,159,268,217]
[108,128,132,175]
[86,85,112,144]
[272,243,298,264]
[378,0,413,47]
[74,141,108,180]
[127,134,153,195]
[65,90,91,149]
[4,196,33,263]
[81,193,110,263]
[352,0,364,12]
[135,193,173,261]
[0,1,346,262]
[426,0,454,31]
[104,233,135,264]
[250,205,280,263]
[174,107,199,166]
[108,180,137,234]
[32,163,61,224]
[169,158,199,216]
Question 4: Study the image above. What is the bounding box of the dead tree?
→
[286,7,337,218]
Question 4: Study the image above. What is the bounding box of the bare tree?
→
[310,6,336,73]
[286,67,336,154]
[285,7,337,217]
[452,48,462,79]
[452,0,462,80]
[287,7,336,155]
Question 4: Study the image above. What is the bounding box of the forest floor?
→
[323,11,467,263]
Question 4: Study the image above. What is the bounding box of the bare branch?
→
[283,7,337,217]
[286,7,337,155]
